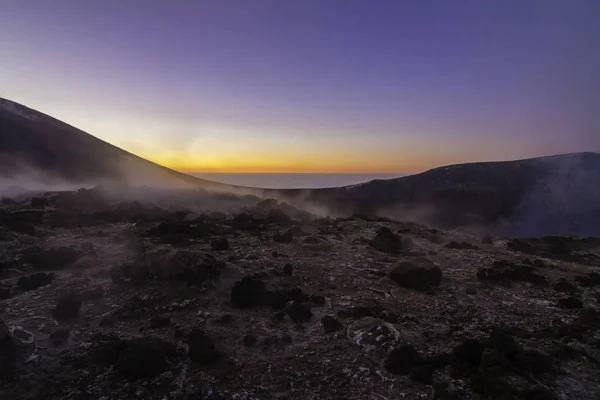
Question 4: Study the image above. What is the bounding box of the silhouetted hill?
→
[292,152,600,236]
[0,98,225,189]
[2,98,599,236]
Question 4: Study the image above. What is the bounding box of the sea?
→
[192,173,403,189]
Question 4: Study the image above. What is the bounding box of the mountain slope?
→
[0,98,226,189]
[2,97,599,236]
[291,152,600,236]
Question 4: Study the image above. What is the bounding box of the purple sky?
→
[1,0,599,172]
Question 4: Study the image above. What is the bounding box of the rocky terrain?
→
[2,187,600,400]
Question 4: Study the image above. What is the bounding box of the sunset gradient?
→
[1,0,599,173]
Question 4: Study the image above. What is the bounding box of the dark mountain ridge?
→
[2,98,599,237]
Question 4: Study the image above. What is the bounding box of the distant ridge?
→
[2,97,599,236]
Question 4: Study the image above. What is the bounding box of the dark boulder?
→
[23,246,79,271]
[283,263,293,276]
[482,236,494,245]
[476,261,547,286]
[243,333,257,347]
[30,197,49,208]
[388,258,442,290]
[187,329,219,364]
[49,327,70,345]
[17,272,54,291]
[210,237,229,251]
[552,278,579,294]
[81,286,104,301]
[385,344,422,375]
[507,239,534,253]
[370,227,403,255]
[112,250,222,287]
[286,302,313,323]
[578,308,600,328]
[149,316,171,329]
[311,294,326,306]
[557,296,583,309]
[0,319,18,379]
[274,229,294,243]
[321,316,343,333]
[265,209,293,227]
[53,293,83,320]
[231,276,268,308]
[231,213,259,230]
[116,339,168,378]
[575,272,600,287]
[445,241,479,250]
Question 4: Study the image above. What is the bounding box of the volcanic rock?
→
[231,276,268,308]
[53,293,83,320]
[370,227,403,254]
[187,329,219,364]
[476,261,547,286]
[23,246,79,271]
[385,344,422,375]
[557,296,583,309]
[274,229,294,243]
[116,339,168,378]
[211,237,229,251]
[285,302,313,323]
[388,258,442,290]
[17,272,54,291]
[321,316,343,333]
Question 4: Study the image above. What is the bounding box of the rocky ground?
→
[1,187,600,400]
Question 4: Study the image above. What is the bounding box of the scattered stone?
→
[30,197,49,208]
[575,272,600,287]
[445,241,479,250]
[53,293,83,320]
[465,287,477,295]
[214,314,233,325]
[187,329,219,364]
[99,315,116,328]
[385,344,422,375]
[273,312,285,322]
[0,228,17,241]
[388,258,442,290]
[557,296,583,309]
[578,308,600,328]
[285,302,313,323]
[81,286,104,301]
[348,317,400,355]
[116,339,168,378]
[211,237,229,251]
[49,327,70,345]
[476,260,547,286]
[552,278,579,294]
[112,250,222,287]
[231,276,268,308]
[311,294,326,306]
[17,272,54,292]
[482,236,494,245]
[243,333,257,347]
[274,229,294,243]
[410,365,434,384]
[507,239,534,253]
[370,227,403,254]
[321,316,343,333]
[23,246,79,271]
[149,315,171,329]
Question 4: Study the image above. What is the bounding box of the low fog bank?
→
[2,152,600,239]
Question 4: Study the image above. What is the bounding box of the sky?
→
[1,0,599,173]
